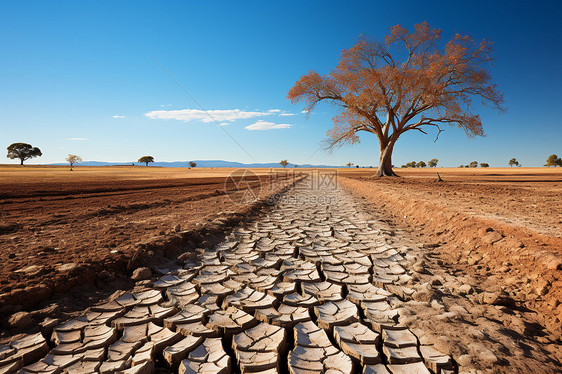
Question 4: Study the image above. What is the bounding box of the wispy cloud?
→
[112,115,126,118]
[280,113,296,116]
[66,138,88,141]
[245,120,292,131]
[267,109,282,113]
[144,108,277,123]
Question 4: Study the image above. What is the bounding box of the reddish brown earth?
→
[0,165,296,325]
[1,165,560,372]
[338,168,562,341]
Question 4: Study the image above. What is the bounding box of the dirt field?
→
[338,167,562,339]
[2,166,560,321]
[338,167,562,237]
[1,165,561,372]
[0,165,299,320]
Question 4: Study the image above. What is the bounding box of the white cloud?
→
[245,121,292,131]
[267,109,282,113]
[218,122,229,126]
[66,138,88,141]
[144,108,276,123]
[113,115,126,118]
[280,113,296,116]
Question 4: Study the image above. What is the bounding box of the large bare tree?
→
[288,22,504,176]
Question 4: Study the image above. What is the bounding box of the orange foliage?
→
[287,22,504,175]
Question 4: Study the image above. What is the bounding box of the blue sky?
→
[1,0,560,167]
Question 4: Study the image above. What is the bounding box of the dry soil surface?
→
[1,172,560,374]
[0,166,298,318]
[339,168,562,343]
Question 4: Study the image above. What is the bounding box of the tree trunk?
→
[375,141,398,177]
[20,158,24,165]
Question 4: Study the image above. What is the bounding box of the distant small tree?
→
[279,160,289,168]
[346,162,354,167]
[417,161,426,168]
[401,165,406,168]
[138,156,154,166]
[464,165,470,168]
[458,165,464,168]
[428,158,439,167]
[469,161,478,168]
[405,161,417,168]
[480,163,489,167]
[66,154,82,171]
[7,143,42,165]
[508,158,519,167]
[546,154,561,167]
[295,164,298,168]
[189,161,197,168]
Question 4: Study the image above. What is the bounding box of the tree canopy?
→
[546,154,561,167]
[7,143,42,165]
[279,160,289,168]
[189,161,197,168]
[288,22,504,176]
[509,158,519,167]
[428,158,439,167]
[138,156,154,166]
[66,154,82,171]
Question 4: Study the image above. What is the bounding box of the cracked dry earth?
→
[0,178,553,374]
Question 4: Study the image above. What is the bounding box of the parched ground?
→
[338,167,561,237]
[0,165,298,318]
[0,168,560,374]
[338,168,562,344]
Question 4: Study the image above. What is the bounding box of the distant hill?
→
[48,160,352,168]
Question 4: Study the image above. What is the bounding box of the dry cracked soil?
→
[1,171,561,374]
